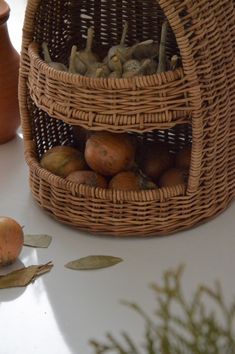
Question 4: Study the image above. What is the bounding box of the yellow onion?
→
[85,132,136,176]
[109,171,156,191]
[139,142,173,182]
[0,217,24,267]
[159,168,188,187]
[40,146,87,177]
[66,170,107,188]
[175,146,192,170]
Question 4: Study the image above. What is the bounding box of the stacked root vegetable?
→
[40,130,191,190]
[42,21,180,78]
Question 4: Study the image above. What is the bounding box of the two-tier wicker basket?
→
[19,0,235,236]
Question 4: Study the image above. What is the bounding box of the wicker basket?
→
[19,0,235,236]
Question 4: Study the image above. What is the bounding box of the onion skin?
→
[40,146,87,178]
[0,217,24,267]
[139,142,173,182]
[175,146,192,170]
[66,170,108,188]
[159,168,187,187]
[109,171,157,191]
[85,132,136,176]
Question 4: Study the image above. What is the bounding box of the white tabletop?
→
[1,2,235,353]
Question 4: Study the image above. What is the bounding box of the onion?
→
[85,132,136,176]
[109,171,157,191]
[40,146,87,177]
[175,146,192,170]
[159,168,188,187]
[0,217,24,267]
[66,170,107,188]
[139,142,173,182]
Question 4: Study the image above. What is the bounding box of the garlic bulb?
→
[85,62,110,78]
[109,71,122,78]
[68,45,78,73]
[141,58,157,75]
[170,54,179,70]
[72,55,87,75]
[108,55,123,72]
[74,27,100,75]
[116,39,153,64]
[42,42,67,71]
[132,41,159,60]
[108,21,128,60]
[123,59,141,73]
[122,58,152,78]
[157,21,168,73]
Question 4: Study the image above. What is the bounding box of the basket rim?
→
[25,148,186,203]
[28,41,186,90]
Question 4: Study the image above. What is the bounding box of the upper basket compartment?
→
[24,0,195,133]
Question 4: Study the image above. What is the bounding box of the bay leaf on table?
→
[0,262,53,289]
[65,255,123,270]
[24,234,52,248]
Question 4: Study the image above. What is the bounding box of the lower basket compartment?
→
[23,104,233,236]
[23,103,200,236]
[28,160,233,236]
[29,166,188,236]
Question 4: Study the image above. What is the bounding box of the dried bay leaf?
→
[0,262,53,289]
[65,255,123,270]
[0,266,38,289]
[24,234,52,248]
[32,262,53,278]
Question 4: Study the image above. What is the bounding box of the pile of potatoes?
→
[40,129,191,191]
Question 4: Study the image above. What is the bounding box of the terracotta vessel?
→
[0,1,20,144]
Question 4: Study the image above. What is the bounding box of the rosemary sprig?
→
[90,265,235,354]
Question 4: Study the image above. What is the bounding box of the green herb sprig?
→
[90,265,235,354]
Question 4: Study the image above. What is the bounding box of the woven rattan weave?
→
[19,0,235,236]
